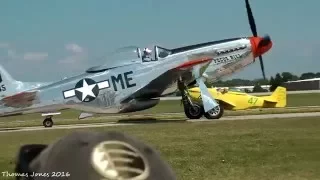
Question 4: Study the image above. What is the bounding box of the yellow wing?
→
[188,87,237,107]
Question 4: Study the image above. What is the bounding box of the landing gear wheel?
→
[43,118,53,128]
[204,104,224,119]
[184,103,204,119]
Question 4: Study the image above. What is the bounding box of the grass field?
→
[0,93,320,128]
[0,117,320,179]
[1,106,320,128]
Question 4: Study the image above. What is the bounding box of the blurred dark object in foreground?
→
[14,131,176,180]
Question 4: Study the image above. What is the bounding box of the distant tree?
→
[269,76,275,91]
[269,76,275,85]
[300,72,316,80]
[275,73,283,84]
[269,73,283,91]
[252,84,267,92]
[315,72,320,78]
[281,72,293,82]
[281,72,298,82]
[292,75,299,81]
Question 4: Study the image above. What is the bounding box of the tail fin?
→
[270,86,287,107]
[0,64,22,97]
[0,64,52,98]
[0,64,16,84]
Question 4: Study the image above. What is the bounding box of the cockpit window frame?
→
[154,46,172,60]
[140,45,172,62]
[137,47,141,58]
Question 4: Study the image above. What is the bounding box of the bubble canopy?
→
[107,46,142,61]
[86,45,172,73]
[86,46,142,73]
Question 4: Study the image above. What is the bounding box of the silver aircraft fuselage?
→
[0,36,272,116]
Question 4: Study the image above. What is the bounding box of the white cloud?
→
[23,52,48,61]
[0,43,21,60]
[59,43,87,64]
[7,49,19,59]
[58,53,87,64]
[0,43,48,62]
[0,43,9,48]
[65,43,83,53]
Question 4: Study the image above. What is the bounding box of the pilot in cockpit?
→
[142,48,152,61]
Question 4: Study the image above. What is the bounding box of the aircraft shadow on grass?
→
[0,117,187,132]
[117,117,187,124]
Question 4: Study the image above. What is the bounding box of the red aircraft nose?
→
[250,36,273,58]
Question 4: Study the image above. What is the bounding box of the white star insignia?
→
[76,79,97,101]
[63,79,110,100]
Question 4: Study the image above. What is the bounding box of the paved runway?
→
[1,112,320,133]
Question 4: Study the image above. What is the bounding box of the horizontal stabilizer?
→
[262,97,278,103]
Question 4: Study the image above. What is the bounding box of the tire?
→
[184,103,204,119]
[43,118,53,128]
[204,104,224,119]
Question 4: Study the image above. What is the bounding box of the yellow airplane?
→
[185,86,286,119]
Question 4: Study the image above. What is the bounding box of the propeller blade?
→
[246,1,269,80]
[245,0,258,37]
[258,56,266,80]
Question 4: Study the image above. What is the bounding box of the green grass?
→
[1,106,320,128]
[0,93,320,128]
[1,117,320,179]
[0,107,320,129]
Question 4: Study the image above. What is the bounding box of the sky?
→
[0,0,319,82]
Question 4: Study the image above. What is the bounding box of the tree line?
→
[205,72,320,92]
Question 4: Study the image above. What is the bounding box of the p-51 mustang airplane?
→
[0,0,272,127]
[186,86,286,119]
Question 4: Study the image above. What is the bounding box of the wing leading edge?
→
[188,87,237,107]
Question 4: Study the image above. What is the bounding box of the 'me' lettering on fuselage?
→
[111,71,136,91]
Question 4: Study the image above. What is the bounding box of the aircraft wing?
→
[0,91,38,108]
[189,88,237,108]
[217,97,237,107]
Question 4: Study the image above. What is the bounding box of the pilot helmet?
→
[144,48,152,54]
